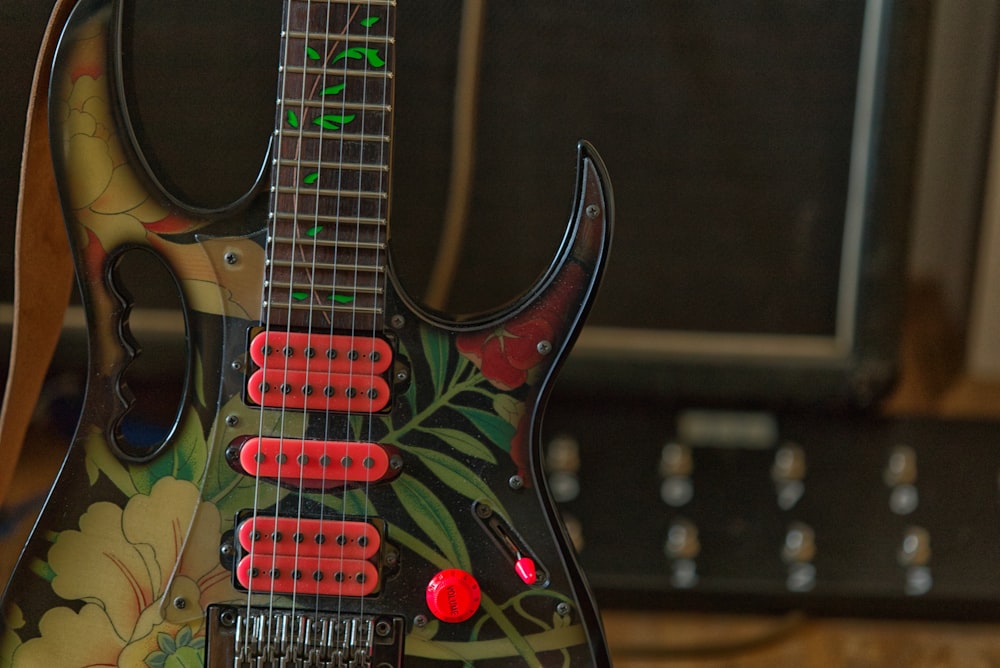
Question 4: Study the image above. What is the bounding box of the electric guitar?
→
[0,0,613,665]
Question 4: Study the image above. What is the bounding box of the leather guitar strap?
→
[0,0,79,507]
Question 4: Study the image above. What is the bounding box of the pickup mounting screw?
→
[413,614,428,628]
[537,340,552,355]
[475,503,494,519]
[556,602,571,617]
[509,475,524,491]
[225,414,239,427]
[586,204,600,219]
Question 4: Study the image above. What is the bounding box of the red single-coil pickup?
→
[237,516,380,560]
[247,369,390,412]
[236,554,378,597]
[239,437,393,486]
[249,331,393,374]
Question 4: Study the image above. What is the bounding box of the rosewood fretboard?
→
[264,0,396,332]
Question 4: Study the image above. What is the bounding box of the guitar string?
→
[269,0,305,629]
[241,0,296,638]
[317,0,346,626]
[360,0,394,631]
[294,0,324,625]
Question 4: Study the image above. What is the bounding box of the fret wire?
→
[271,236,386,251]
[279,98,391,113]
[271,213,385,226]
[265,301,384,315]
[273,186,387,199]
[281,65,392,80]
[284,29,393,46]
[268,259,385,273]
[274,129,391,144]
[276,158,389,173]
[267,282,383,295]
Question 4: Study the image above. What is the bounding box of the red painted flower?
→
[456,262,586,391]
[457,317,555,391]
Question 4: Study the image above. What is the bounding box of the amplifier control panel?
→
[543,396,1000,618]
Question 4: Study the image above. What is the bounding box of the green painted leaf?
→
[286,109,299,128]
[416,427,496,464]
[361,16,380,28]
[306,225,323,237]
[292,292,309,302]
[29,558,56,583]
[407,445,507,517]
[145,652,168,668]
[306,46,321,60]
[329,294,355,304]
[165,646,203,668]
[392,474,470,570]
[420,329,451,393]
[455,406,517,452]
[304,171,319,185]
[157,632,177,654]
[322,83,347,96]
[176,626,193,648]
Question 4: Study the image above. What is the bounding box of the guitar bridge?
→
[205,605,404,667]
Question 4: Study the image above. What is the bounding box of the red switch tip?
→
[515,556,537,585]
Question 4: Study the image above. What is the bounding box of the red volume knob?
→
[425,569,481,623]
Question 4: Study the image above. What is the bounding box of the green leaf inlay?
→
[286,109,299,128]
[292,292,309,302]
[332,47,386,69]
[361,17,380,28]
[329,294,355,304]
[322,83,347,96]
[306,46,321,60]
[313,114,356,131]
[304,172,319,185]
[306,225,323,237]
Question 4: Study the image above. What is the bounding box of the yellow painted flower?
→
[9,478,236,666]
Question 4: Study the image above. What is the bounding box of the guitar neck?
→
[265,0,396,332]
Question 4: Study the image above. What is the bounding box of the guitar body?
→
[1,1,613,666]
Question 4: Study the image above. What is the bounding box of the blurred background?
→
[2,0,1000,664]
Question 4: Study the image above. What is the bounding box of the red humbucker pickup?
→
[238,437,394,486]
[246,368,390,412]
[237,516,381,560]
[236,554,379,597]
[249,331,393,374]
